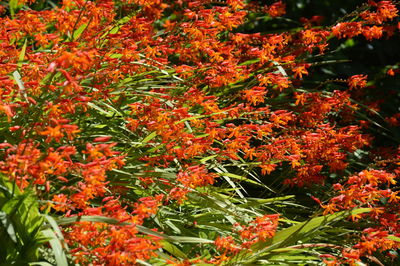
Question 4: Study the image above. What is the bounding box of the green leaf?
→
[88,102,114,116]
[239,58,260,66]
[13,71,25,92]
[387,235,400,242]
[165,220,182,234]
[272,61,288,77]
[41,229,68,266]
[44,215,68,249]
[17,39,27,69]
[238,196,296,208]
[9,0,22,17]
[0,211,17,243]
[73,23,88,41]
[137,225,214,243]
[217,172,264,187]
[213,166,245,198]
[141,131,157,144]
[199,154,218,163]
[160,240,187,259]
[164,236,214,244]
[136,259,153,266]
[54,215,129,226]
[226,208,371,265]
[0,174,51,264]
[100,14,134,39]
[12,71,28,102]
[29,262,54,266]
[267,255,320,261]
[269,208,371,248]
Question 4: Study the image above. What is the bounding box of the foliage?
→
[0,0,399,265]
[0,173,68,265]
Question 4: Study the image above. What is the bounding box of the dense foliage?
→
[0,0,399,265]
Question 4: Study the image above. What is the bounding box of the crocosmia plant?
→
[0,0,399,265]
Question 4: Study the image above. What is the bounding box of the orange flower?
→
[260,163,277,175]
[51,194,69,212]
[348,75,367,90]
[362,26,383,40]
[266,1,286,17]
[332,22,362,39]
[292,65,309,79]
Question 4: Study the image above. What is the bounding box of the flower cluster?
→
[0,0,399,264]
[214,214,280,262]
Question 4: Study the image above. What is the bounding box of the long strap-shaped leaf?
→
[225,208,371,265]
[52,215,214,244]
